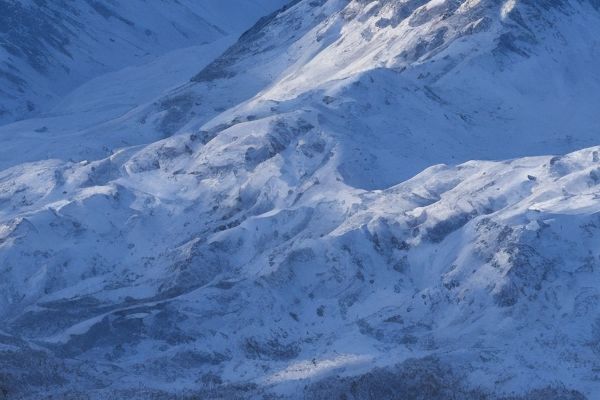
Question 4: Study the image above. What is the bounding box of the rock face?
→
[1,1,600,399]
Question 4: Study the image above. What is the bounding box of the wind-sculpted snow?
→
[1,0,600,398]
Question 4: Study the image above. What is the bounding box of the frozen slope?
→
[1,0,600,399]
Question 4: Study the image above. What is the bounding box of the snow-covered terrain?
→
[0,0,287,124]
[1,0,600,399]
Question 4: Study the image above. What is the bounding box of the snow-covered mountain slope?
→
[1,0,600,399]
[0,0,600,177]
[3,141,600,399]
[0,37,237,171]
[173,0,600,187]
[0,0,288,124]
[3,0,599,175]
